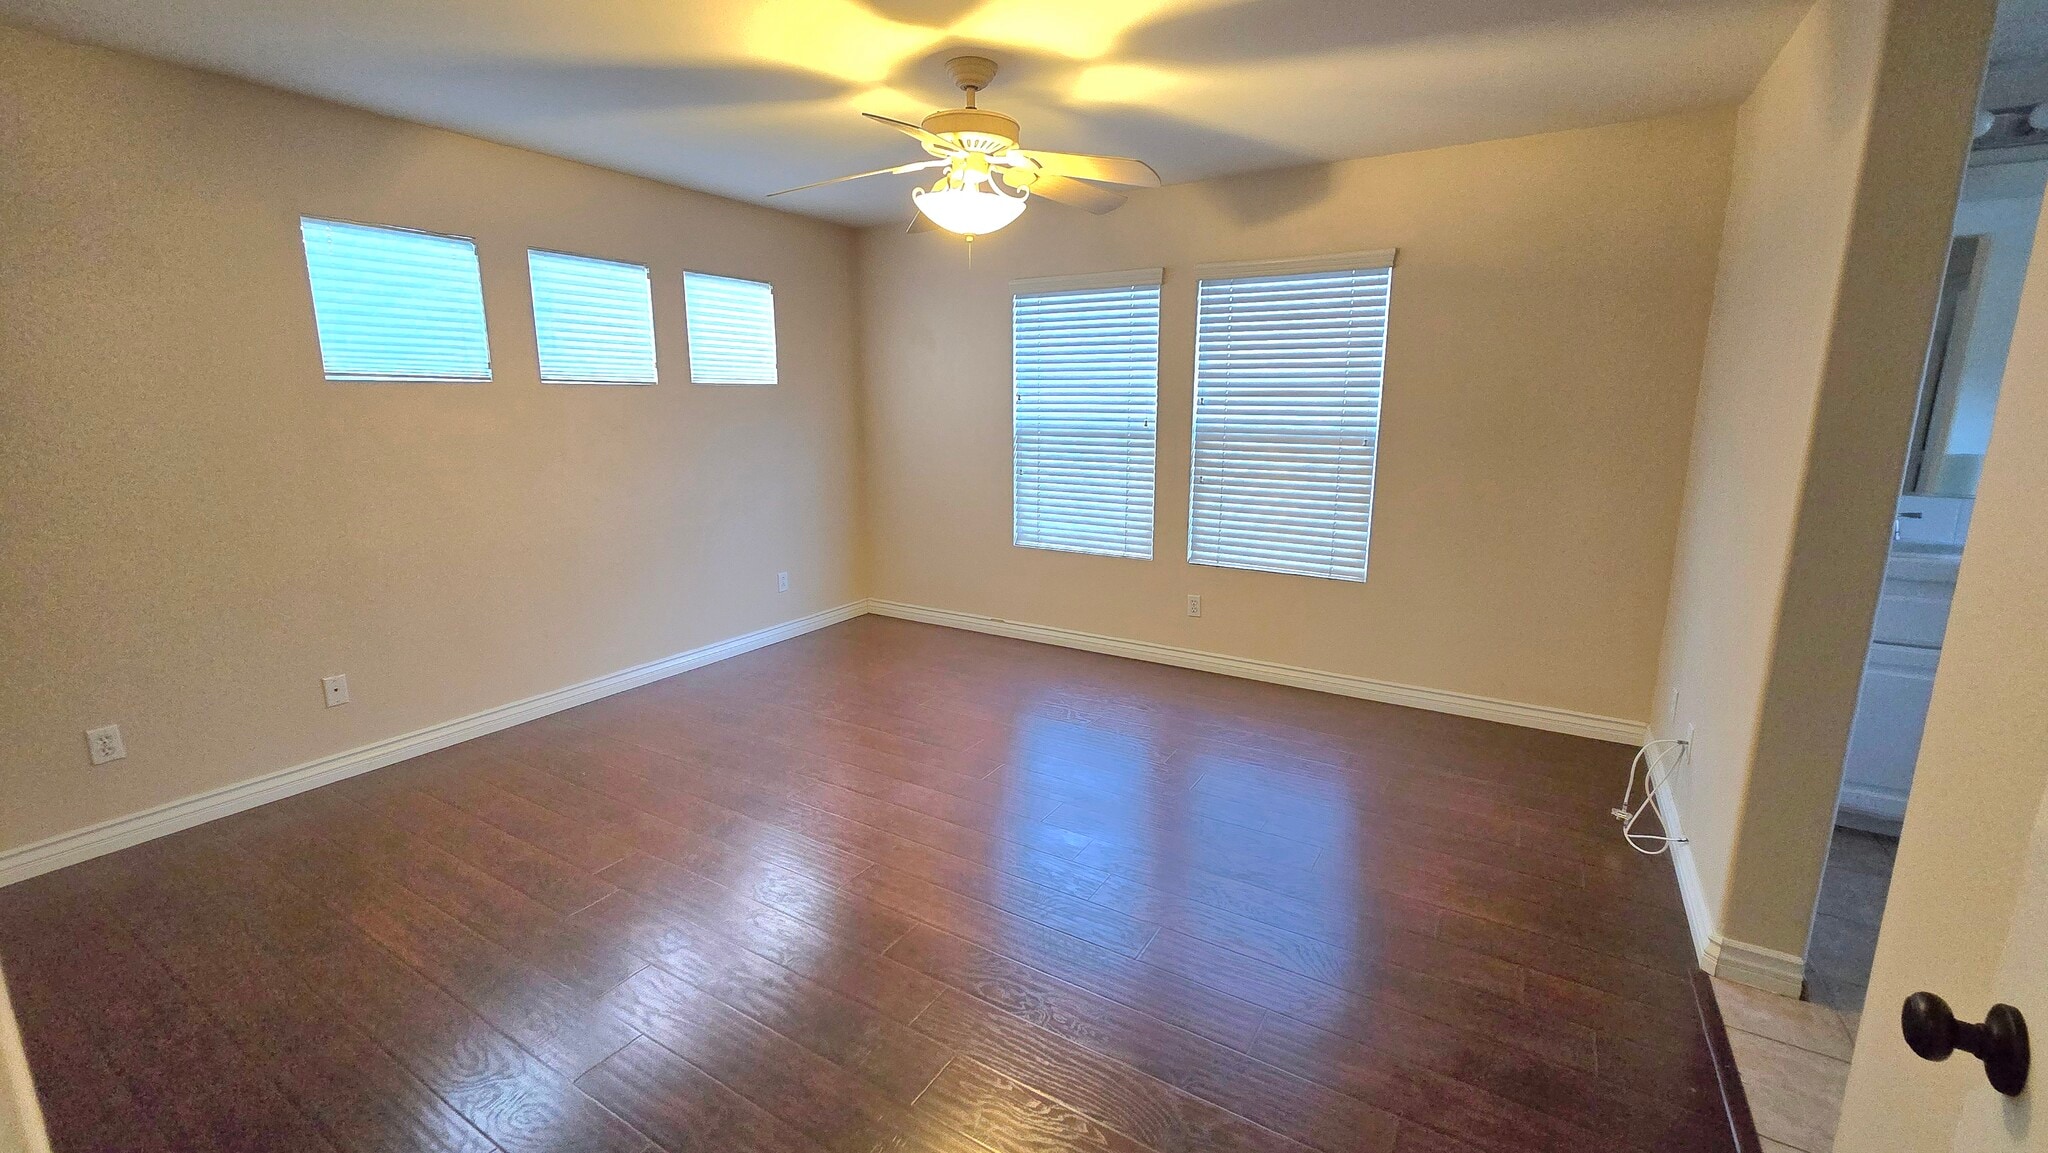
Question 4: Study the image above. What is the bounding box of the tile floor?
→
[1805,827,1898,1013]
[1714,826,1899,1152]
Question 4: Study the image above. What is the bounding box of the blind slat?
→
[1188,265,1391,582]
[684,272,778,385]
[1013,283,1160,560]
[300,217,491,381]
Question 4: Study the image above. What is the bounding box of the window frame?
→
[1186,249,1397,583]
[682,271,779,386]
[1009,268,1165,561]
[298,215,493,383]
[525,247,660,386]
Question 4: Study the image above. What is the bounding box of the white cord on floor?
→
[1612,738,1690,855]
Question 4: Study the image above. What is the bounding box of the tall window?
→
[299,217,492,381]
[683,272,777,385]
[1012,270,1162,559]
[1188,251,1394,582]
[527,250,658,384]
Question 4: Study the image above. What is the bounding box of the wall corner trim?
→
[1661,775,1807,998]
[865,599,1648,744]
[0,600,866,888]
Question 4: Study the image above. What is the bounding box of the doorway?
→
[1814,145,2048,1017]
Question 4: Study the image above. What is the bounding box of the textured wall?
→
[859,113,1736,726]
[0,25,864,853]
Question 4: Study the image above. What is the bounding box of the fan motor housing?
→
[921,108,1019,152]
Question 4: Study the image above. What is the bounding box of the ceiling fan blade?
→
[907,210,940,234]
[768,159,946,197]
[1016,150,1160,187]
[1027,173,1128,214]
[863,112,955,156]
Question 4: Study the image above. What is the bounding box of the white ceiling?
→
[2,0,1811,225]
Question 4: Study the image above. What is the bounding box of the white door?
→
[1833,197,2048,1149]
[1950,804,2048,1150]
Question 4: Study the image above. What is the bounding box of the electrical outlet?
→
[1186,594,1202,618]
[777,572,790,593]
[323,674,350,708]
[86,724,125,765]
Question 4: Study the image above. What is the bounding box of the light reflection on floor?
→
[995,701,1360,1032]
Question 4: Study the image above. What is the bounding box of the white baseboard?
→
[1834,807,1904,837]
[1837,783,1908,824]
[1658,774,1716,962]
[1,596,1650,888]
[866,599,1647,745]
[0,601,865,888]
[1703,936,1808,997]
[1660,772,1808,997]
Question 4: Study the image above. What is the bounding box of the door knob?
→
[1902,991,2030,1096]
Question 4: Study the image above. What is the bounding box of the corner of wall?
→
[1717,0,1994,956]
[848,225,879,602]
[0,27,879,861]
[1644,0,1994,977]
[1659,769,1808,996]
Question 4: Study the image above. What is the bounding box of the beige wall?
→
[0,24,863,856]
[857,113,1735,726]
[1652,0,1992,963]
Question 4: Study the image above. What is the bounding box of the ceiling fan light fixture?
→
[913,180,1028,237]
[765,56,1157,241]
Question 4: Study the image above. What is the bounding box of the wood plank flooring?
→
[0,617,1732,1153]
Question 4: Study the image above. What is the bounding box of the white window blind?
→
[682,272,778,384]
[1012,271,1162,559]
[299,217,491,381]
[1188,253,1394,582]
[527,250,657,384]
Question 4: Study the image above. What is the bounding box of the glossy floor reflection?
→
[0,617,1733,1153]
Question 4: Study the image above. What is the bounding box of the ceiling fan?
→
[770,55,1161,238]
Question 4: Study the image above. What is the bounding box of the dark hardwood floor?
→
[0,616,1733,1153]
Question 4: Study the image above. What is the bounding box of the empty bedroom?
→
[3,0,2041,1150]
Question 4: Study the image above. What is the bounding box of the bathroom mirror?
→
[1905,157,2048,497]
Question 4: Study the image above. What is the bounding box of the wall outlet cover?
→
[86,724,126,765]
[323,674,350,708]
[1186,595,1203,617]
[777,572,790,593]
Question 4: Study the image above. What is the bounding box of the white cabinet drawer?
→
[1840,642,1940,822]
[1870,550,1958,649]
[1871,580,1953,647]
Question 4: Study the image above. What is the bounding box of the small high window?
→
[683,272,778,385]
[527,250,658,385]
[299,217,491,382]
